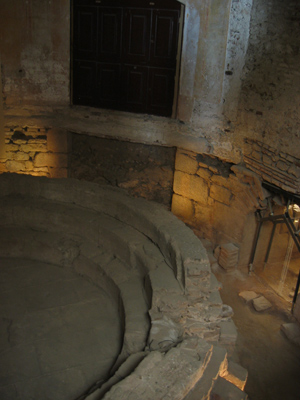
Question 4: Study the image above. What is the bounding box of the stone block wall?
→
[244,138,300,194]
[171,148,270,267]
[0,126,68,178]
[237,0,300,160]
[171,146,300,269]
[2,129,300,271]
[1,0,300,166]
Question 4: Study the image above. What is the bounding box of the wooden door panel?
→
[123,9,151,64]
[72,0,182,116]
[98,8,122,62]
[150,10,179,68]
[73,6,97,60]
[122,65,148,112]
[96,63,121,108]
[73,61,96,105]
[148,68,175,116]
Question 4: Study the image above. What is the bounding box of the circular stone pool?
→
[0,258,122,400]
[0,174,247,400]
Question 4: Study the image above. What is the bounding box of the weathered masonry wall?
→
[171,148,300,269]
[0,0,242,161]
[1,0,300,162]
[1,0,300,271]
[0,127,175,207]
[244,139,300,194]
[171,149,263,267]
[1,125,300,271]
[0,126,68,178]
[0,0,70,107]
[237,0,300,160]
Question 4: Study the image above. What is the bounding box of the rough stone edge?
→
[0,174,248,399]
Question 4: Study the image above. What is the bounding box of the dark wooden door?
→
[72,0,181,117]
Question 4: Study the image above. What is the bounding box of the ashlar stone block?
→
[193,203,212,237]
[196,167,212,180]
[212,202,246,243]
[6,160,25,172]
[281,323,300,347]
[276,160,289,172]
[6,144,19,152]
[210,184,232,205]
[185,261,210,277]
[0,162,7,173]
[262,154,272,165]
[20,144,48,153]
[219,320,238,345]
[288,164,300,178]
[171,194,194,221]
[173,170,208,204]
[12,152,30,161]
[252,296,272,312]
[25,161,34,170]
[252,150,261,161]
[175,149,199,174]
[211,376,248,400]
[239,291,259,303]
[221,360,248,390]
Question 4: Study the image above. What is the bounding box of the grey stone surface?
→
[219,320,238,346]
[0,174,247,399]
[239,290,260,303]
[147,314,183,351]
[184,345,227,400]
[0,258,121,400]
[211,376,248,399]
[88,352,147,399]
[221,360,248,390]
[103,338,214,400]
[281,323,300,347]
[252,296,272,312]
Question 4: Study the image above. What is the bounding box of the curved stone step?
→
[0,195,166,278]
[0,174,209,290]
[183,345,228,400]
[0,256,122,400]
[210,376,249,400]
[0,227,151,363]
[101,338,215,400]
[0,174,248,400]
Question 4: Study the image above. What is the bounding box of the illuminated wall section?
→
[1,126,68,178]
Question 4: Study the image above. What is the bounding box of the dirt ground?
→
[214,266,300,400]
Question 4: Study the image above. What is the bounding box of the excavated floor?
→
[0,257,122,400]
[215,267,300,400]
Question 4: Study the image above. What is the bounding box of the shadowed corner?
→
[0,58,6,161]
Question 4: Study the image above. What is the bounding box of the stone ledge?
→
[0,174,247,399]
